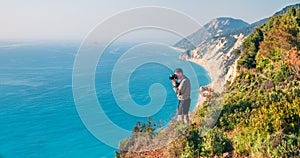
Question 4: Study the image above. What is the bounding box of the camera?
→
[169,74,178,80]
[169,74,180,89]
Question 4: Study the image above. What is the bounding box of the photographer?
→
[170,68,191,124]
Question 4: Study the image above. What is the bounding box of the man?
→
[171,68,191,124]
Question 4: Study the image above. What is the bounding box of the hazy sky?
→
[1,0,299,41]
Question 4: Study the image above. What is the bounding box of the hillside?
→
[117,6,300,158]
[215,6,300,157]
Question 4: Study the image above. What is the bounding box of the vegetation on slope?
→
[219,7,300,157]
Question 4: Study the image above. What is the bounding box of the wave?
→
[0,78,43,87]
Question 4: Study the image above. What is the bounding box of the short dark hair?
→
[174,68,183,73]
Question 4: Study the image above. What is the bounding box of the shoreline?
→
[186,57,212,86]
[187,58,216,112]
[187,57,224,93]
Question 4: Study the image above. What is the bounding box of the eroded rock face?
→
[175,17,267,92]
[187,32,244,92]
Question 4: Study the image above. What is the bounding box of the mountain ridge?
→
[173,3,299,92]
[174,17,251,50]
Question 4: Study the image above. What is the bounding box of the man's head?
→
[174,68,184,79]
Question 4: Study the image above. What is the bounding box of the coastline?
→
[186,58,216,113]
[186,58,211,85]
[186,57,224,93]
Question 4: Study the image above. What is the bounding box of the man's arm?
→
[172,79,185,95]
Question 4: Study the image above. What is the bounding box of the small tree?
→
[234,49,241,55]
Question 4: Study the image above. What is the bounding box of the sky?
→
[1,0,299,41]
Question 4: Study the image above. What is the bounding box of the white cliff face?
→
[189,32,245,92]
[175,17,267,92]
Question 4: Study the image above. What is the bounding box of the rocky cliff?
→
[174,17,267,92]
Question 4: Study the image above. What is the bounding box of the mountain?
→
[118,5,300,158]
[274,3,300,15]
[174,17,250,50]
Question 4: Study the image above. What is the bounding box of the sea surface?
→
[0,42,210,158]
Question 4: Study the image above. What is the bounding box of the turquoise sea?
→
[0,42,210,158]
